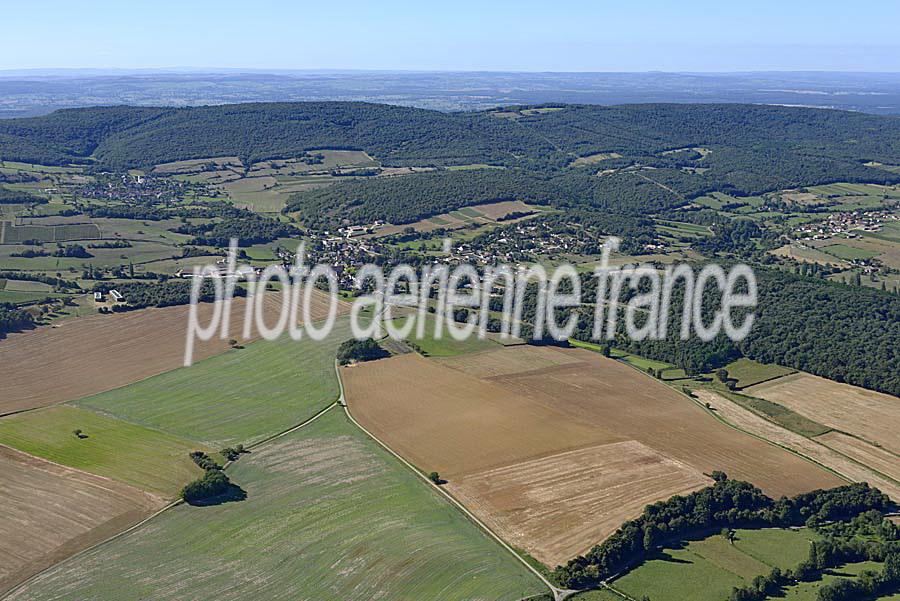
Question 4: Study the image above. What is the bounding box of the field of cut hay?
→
[816,431,900,483]
[6,409,545,601]
[342,353,619,478]
[747,373,900,454]
[343,347,841,565]
[0,445,162,596]
[0,291,341,414]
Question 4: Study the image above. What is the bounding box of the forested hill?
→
[2,102,900,178]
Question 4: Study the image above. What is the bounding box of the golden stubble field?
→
[748,372,900,454]
[342,346,842,566]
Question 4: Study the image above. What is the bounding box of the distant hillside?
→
[2,102,900,226]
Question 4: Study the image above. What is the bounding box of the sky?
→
[3,0,900,72]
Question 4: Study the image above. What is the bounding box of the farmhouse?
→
[93,291,104,302]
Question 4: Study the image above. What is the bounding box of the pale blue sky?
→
[4,0,899,71]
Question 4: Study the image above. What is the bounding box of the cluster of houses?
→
[793,210,898,241]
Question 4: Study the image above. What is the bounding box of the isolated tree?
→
[428,471,442,485]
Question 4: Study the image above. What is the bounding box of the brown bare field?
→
[747,373,900,454]
[817,432,900,483]
[344,348,841,564]
[693,390,900,501]
[449,441,709,566]
[0,445,163,596]
[436,344,583,378]
[491,351,843,499]
[0,291,346,414]
[342,353,623,477]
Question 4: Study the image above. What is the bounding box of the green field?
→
[9,408,546,601]
[822,243,880,261]
[75,319,351,447]
[780,561,884,600]
[610,529,818,601]
[724,358,795,388]
[398,314,502,357]
[0,405,210,496]
[0,221,101,244]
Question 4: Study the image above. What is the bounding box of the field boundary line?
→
[0,401,339,600]
[0,497,183,600]
[734,370,797,390]
[590,347,854,485]
[335,360,574,601]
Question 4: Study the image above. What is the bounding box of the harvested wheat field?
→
[0,445,163,596]
[747,373,900,454]
[450,441,710,566]
[343,347,841,565]
[0,291,346,414]
[437,344,584,378]
[816,431,900,484]
[693,390,900,501]
[342,353,621,477]
[488,349,843,498]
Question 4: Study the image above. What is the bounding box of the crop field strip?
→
[0,290,342,415]
[75,316,355,447]
[0,445,164,597]
[6,408,546,601]
[342,347,841,566]
[747,372,900,455]
[693,391,900,501]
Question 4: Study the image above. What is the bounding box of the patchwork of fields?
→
[748,372,900,454]
[0,291,340,414]
[6,409,546,601]
[342,346,842,566]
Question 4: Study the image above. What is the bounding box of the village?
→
[792,209,899,240]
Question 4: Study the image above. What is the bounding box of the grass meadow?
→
[610,528,818,601]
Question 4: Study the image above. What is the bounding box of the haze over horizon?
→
[3,0,900,72]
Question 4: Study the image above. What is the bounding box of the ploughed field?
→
[342,346,843,567]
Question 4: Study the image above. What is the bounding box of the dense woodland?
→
[566,266,900,396]
[0,303,34,338]
[2,104,899,225]
[0,185,44,204]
